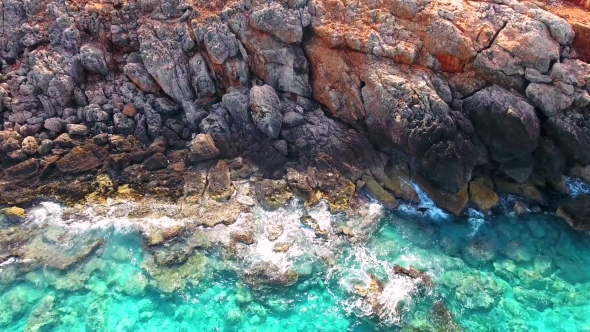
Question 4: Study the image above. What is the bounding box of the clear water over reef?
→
[1,197,590,332]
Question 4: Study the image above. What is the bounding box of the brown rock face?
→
[207,160,234,201]
[56,145,107,174]
[468,180,498,212]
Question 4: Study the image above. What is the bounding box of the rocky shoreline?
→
[1,0,590,232]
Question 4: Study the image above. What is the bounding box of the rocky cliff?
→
[1,0,589,224]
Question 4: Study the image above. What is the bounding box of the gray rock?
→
[250,4,303,44]
[134,115,150,145]
[44,118,64,133]
[79,45,109,76]
[9,111,32,124]
[249,85,283,139]
[524,68,552,84]
[222,88,253,129]
[203,21,241,65]
[189,53,216,99]
[182,101,208,129]
[282,112,305,128]
[526,83,575,117]
[83,104,110,122]
[144,104,162,139]
[143,152,168,171]
[154,98,181,116]
[123,62,161,93]
[138,23,194,103]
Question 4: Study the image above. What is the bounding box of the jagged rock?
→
[123,62,161,93]
[188,53,216,98]
[526,83,575,117]
[188,134,219,162]
[207,160,234,201]
[513,201,528,217]
[143,153,168,171]
[255,179,292,211]
[144,104,162,139]
[249,85,283,139]
[80,45,109,76]
[231,230,256,245]
[113,113,135,136]
[153,98,181,116]
[138,22,194,103]
[82,104,110,122]
[21,136,38,155]
[222,87,253,129]
[243,261,298,290]
[250,3,304,44]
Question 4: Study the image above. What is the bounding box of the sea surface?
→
[1,180,590,332]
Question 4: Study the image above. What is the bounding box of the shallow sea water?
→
[1,190,590,331]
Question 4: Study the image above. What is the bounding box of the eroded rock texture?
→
[0,0,589,216]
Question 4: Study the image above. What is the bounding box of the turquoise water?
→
[1,202,590,331]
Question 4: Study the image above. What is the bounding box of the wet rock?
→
[393,265,434,288]
[231,230,256,245]
[255,179,292,211]
[558,195,590,233]
[0,207,26,224]
[533,137,566,188]
[243,261,299,291]
[300,215,328,237]
[429,301,464,332]
[513,201,529,216]
[468,179,498,212]
[266,224,284,242]
[21,136,38,155]
[207,160,234,201]
[493,176,544,204]
[413,172,468,216]
[123,62,161,93]
[361,175,399,209]
[187,134,220,162]
[142,254,207,293]
[143,153,168,171]
[80,45,109,76]
[249,85,283,139]
[146,225,183,246]
[56,145,106,174]
[23,294,57,332]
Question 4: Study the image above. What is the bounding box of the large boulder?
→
[188,134,220,162]
[249,85,283,139]
[123,62,161,93]
[464,86,540,182]
[79,45,109,76]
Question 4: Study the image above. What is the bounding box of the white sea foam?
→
[566,177,590,197]
[397,182,450,221]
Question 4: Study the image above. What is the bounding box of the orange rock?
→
[122,103,137,117]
